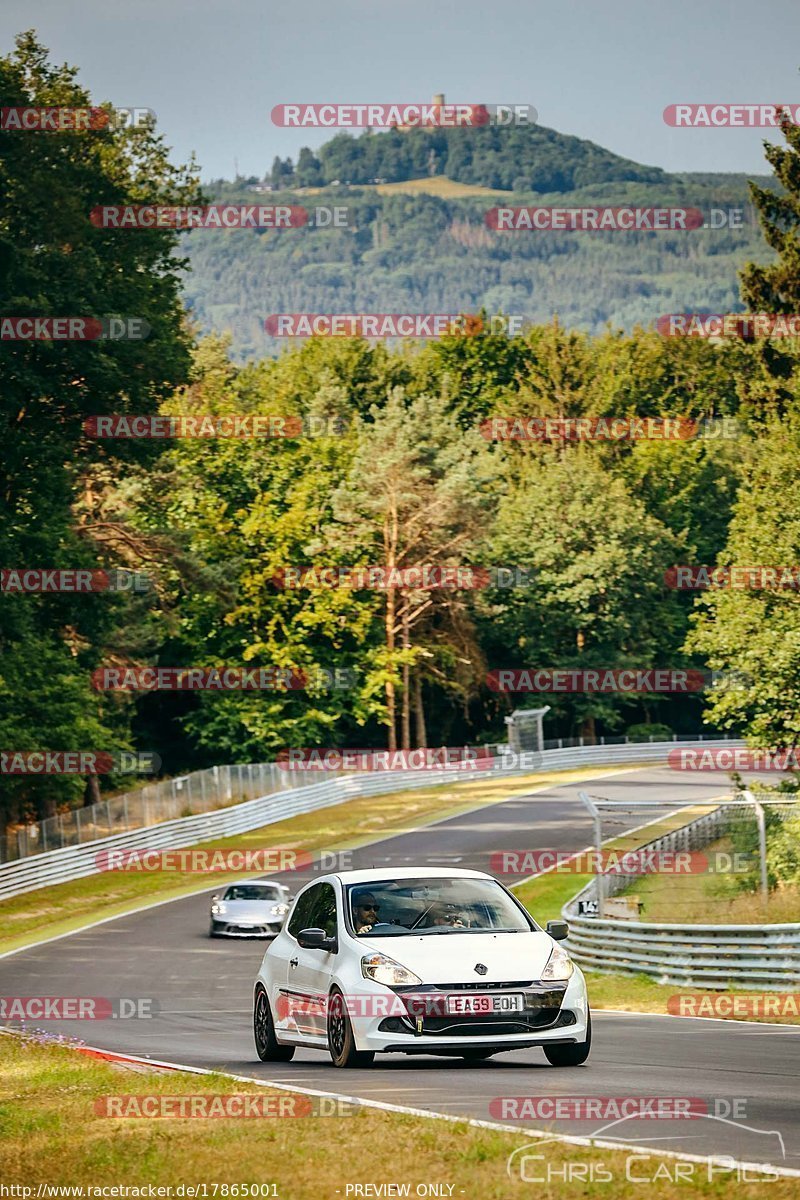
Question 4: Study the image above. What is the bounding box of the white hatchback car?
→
[253,867,590,1068]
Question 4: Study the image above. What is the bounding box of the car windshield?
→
[347,877,533,936]
[222,885,283,902]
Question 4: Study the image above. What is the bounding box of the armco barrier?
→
[563,805,800,990]
[0,739,740,902]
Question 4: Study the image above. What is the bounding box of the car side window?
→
[287,884,319,938]
[308,882,338,938]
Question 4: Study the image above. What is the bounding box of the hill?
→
[186,124,774,360]
[269,122,669,193]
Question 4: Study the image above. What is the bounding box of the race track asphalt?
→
[2,765,798,1172]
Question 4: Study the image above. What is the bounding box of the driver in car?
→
[353,892,382,934]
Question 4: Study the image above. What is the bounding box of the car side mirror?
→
[297,927,336,951]
[211,894,219,902]
[546,920,569,941]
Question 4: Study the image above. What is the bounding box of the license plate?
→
[446,993,524,1015]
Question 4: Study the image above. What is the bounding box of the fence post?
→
[742,789,769,911]
[75,808,82,844]
[578,791,604,918]
[755,799,769,911]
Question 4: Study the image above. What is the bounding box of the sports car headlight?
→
[211,904,224,915]
[361,953,422,987]
[541,942,574,981]
[270,904,289,916]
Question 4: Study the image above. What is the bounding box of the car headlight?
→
[361,953,422,987]
[270,904,288,916]
[211,904,224,915]
[541,942,574,981]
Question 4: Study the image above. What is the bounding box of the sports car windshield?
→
[347,877,533,936]
[222,885,283,902]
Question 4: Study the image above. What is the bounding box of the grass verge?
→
[0,764,641,957]
[615,835,800,925]
[0,1034,793,1196]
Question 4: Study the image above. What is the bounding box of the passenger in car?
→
[428,903,465,928]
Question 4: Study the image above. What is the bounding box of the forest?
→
[3,33,800,839]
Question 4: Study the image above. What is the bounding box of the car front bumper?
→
[211,919,283,938]
[348,967,589,1053]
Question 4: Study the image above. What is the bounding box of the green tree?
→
[0,31,198,833]
[739,104,800,409]
[687,407,800,748]
[484,449,684,740]
[333,388,496,748]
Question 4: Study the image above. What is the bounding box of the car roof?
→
[330,867,493,885]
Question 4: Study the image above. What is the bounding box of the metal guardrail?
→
[563,805,800,990]
[0,738,741,902]
[3,762,294,863]
[4,731,729,864]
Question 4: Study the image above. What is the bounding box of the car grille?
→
[223,924,275,934]
[399,980,540,991]
[378,1009,576,1037]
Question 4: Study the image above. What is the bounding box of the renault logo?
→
[474,963,488,975]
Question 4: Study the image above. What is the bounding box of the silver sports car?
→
[209,882,291,938]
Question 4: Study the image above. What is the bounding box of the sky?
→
[4,0,799,181]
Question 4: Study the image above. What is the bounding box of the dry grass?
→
[616,834,800,925]
[372,176,512,198]
[0,1034,793,1197]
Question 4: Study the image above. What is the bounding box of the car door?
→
[285,881,339,1041]
[272,884,318,1038]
